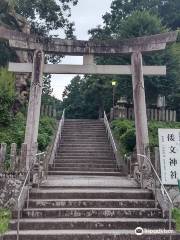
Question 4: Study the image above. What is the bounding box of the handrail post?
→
[17,205,20,240]
[104,111,120,171]
[16,151,45,240]
[137,154,174,237]
[50,110,65,167]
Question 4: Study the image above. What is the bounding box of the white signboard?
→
[158,129,180,185]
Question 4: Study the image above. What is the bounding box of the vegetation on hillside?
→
[0,67,57,152]
[111,119,180,154]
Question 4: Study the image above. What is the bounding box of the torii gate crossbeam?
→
[0,27,177,184]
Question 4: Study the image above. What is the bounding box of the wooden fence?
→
[111,106,177,122]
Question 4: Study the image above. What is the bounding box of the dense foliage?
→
[63,75,113,119]
[0,0,78,65]
[0,112,56,152]
[111,119,180,154]
[0,68,15,125]
[63,0,180,119]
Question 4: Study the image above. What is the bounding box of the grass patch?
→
[0,209,11,235]
[172,208,180,232]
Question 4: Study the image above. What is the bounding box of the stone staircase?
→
[4,119,178,239]
[49,119,122,176]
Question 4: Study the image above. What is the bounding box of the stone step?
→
[63,133,107,136]
[65,120,103,122]
[55,155,115,160]
[63,128,106,131]
[62,136,108,140]
[58,152,114,156]
[29,188,153,200]
[54,160,115,165]
[4,229,179,240]
[61,141,109,144]
[59,144,111,148]
[60,143,110,146]
[64,122,104,125]
[62,136,108,139]
[57,152,114,157]
[57,155,114,159]
[52,163,116,168]
[26,199,156,209]
[59,147,112,151]
[49,167,117,172]
[62,133,107,137]
[59,149,112,153]
[61,138,108,142]
[10,218,174,231]
[13,208,162,219]
[41,176,136,188]
[56,156,115,161]
[63,128,106,132]
[48,171,122,177]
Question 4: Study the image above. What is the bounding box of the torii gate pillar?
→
[131,51,150,183]
[24,50,44,170]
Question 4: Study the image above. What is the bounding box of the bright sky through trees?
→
[51,0,112,100]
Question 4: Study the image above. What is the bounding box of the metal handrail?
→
[138,154,173,234]
[104,111,119,169]
[16,151,45,240]
[49,109,65,166]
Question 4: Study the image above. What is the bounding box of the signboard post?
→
[158,129,180,185]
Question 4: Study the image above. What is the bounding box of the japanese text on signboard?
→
[158,129,180,185]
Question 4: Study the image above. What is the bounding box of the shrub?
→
[172,208,180,232]
[0,68,15,126]
[0,114,56,153]
[0,209,11,235]
[120,128,136,153]
[111,119,180,154]
[38,116,56,151]
[111,119,134,141]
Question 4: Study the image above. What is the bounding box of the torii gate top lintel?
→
[1,25,177,174]
[0,26,177,55]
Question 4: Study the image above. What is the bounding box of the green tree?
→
[63,76,86,118]
[0,0,76,121]
[64,8,179,119]
[89,11,174,106]
[103,0,180,32]
[0,68,15,125]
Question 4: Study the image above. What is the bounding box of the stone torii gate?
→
[0,26,177,171]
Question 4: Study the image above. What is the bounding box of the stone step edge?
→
[18,207,161,212]
[27,199,155,202]
[5,229,178,235]
[10,217,172,223]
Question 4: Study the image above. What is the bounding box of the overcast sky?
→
[51,0,112,100]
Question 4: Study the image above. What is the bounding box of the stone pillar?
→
[19,143,27,171]
[131,52,151,187]
[24,50,44,170]
[131,52,149,156]
[0,143,7,169]
[53,108,57,118]
[10,143,17,171]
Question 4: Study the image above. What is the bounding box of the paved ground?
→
[41,175,139,188]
